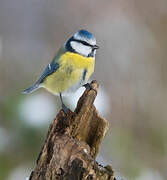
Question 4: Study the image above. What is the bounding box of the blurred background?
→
[0,0,167,179]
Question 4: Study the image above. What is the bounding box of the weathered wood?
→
[29,80,115,180]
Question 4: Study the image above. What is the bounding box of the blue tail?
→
[22,83,39,94]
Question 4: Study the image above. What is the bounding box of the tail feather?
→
[22,83,39,94]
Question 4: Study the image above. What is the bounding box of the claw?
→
[83,83,96,93]
[83,83,92,90]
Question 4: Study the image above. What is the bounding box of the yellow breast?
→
[44,52,95,94]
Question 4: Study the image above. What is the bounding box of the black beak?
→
[93,45,99,49]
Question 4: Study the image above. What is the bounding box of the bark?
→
[29,80,115,180]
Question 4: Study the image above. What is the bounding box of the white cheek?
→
[70,41,92,57]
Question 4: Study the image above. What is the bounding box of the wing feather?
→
[36,62,59,84]
[23,46,66,94]
[22,62,59,94]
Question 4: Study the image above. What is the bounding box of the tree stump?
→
[29,80,115,180]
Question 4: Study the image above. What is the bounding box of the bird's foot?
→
[83,83,92,90]
[83,83,96,93]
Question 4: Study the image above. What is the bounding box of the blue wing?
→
[36,62,59,84]
[23,62,59,94]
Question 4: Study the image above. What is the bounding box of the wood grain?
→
[29,81,115,180]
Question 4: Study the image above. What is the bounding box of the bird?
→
[23,29,99,115]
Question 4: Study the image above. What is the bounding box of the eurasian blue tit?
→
[23,29,99,114]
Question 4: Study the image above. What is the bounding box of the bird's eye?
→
[81,41,91,47]
[74,39,92,47]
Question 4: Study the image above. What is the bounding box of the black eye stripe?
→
[73,39,93,47]
[81,41,91,46]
